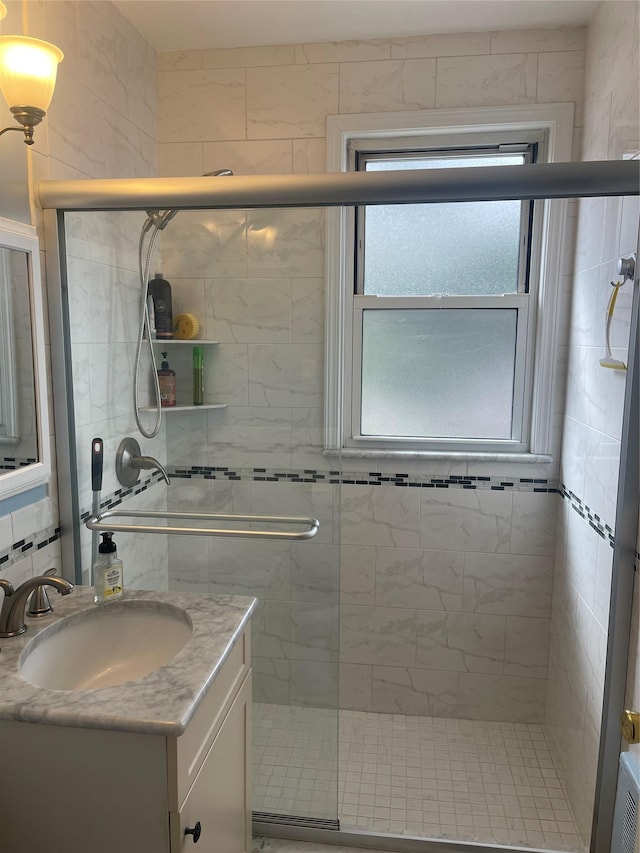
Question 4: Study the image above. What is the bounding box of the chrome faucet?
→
[116,437,171,487]
[0,574,74,638]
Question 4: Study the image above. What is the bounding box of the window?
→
[325,105,574,458]
[354,139,538,452]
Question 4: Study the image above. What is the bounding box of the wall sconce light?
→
[0,34,63,145]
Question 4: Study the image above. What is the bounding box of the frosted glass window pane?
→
[361,309,517,440]
[363,156,524,297]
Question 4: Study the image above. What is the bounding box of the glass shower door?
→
[160,205,340,826]
[57,203,340,828]
[166,472,340,824]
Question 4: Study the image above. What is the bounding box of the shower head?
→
[143,168,234,233]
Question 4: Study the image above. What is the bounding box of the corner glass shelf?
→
[146,340,223,412]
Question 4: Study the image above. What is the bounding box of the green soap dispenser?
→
[93,532,124,604]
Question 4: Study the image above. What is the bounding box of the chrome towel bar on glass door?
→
[85,509,320,540]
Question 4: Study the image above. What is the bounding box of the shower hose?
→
[133,222,163,439]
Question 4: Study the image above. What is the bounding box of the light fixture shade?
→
[0,3,7,21]
[0,36,63,113]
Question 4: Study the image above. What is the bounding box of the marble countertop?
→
[0,587,256,736]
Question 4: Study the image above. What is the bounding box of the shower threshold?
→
[253,823,562,853]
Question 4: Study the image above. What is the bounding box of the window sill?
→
[323,449,553,464]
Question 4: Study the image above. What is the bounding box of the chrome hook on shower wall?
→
[599,254,637,371]
[617,253,636,282]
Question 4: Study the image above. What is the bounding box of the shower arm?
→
[85,508,320,541]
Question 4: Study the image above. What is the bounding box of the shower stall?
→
[43,161,639,853]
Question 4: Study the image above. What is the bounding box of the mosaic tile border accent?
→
[0,472,166,576]
[6,474,635,578]
[168,466,635,565]
[0,524,61,571]
[78,470,166,524]
[559,483,616,548]
[169,465,558,493]
[0,457,37,472]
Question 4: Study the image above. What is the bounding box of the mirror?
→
[0,217,50,501]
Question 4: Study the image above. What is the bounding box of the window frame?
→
[325,104,575,460]
[353,140,537,298]
[352,137,539,452]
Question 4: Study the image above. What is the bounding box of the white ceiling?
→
[113,0,600,53]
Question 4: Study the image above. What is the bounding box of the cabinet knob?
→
[184,821,202,843]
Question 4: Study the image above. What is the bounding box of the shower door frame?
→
[591,235,639,851]
[41,159,639,853]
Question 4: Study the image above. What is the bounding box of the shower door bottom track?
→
[253,812,339,831]
[253,820,556,853]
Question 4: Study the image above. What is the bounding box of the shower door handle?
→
[621,710,640,744]
[85,508,320,540]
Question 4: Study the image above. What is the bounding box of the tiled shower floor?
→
[254,704,586,852]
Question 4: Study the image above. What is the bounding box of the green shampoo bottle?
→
[193,345,204,405]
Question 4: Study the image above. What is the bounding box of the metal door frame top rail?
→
[38,160,639,211]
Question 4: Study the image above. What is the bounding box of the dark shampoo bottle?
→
[148,272,173,339]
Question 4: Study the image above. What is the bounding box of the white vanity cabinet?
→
[169,627,252,852]
[171,675,251,851]
[0,628,252,853]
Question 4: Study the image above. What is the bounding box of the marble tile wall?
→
[167,476,340,710]
[340,485,555,722]
[157,26,588,720]
[545,1,640,845]
[157,24,585,486]
[66,209,168,588]
[0,507,62,597]
[0,2,161,591]
[167,473,556,721]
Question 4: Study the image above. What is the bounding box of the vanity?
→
[0,588,257,853]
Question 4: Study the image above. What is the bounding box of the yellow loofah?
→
[174,313,200,340]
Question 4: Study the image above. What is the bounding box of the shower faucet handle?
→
[116,437,171,487]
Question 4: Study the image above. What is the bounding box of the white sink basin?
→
[20,600,193,691]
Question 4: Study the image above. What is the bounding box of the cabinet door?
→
[173,673,251,852]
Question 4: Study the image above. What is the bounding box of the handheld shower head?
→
[143,169,234,232]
